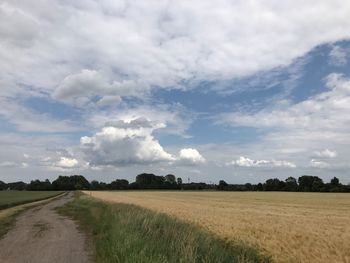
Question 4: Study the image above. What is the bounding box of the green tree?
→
[110,179,129,190]
[330,177,340,186]
[165,174,176,184]
[298,175,324,192]
[52,175,90,190]
[256,183,263,191]
[135,173,165,188]
[264,178,284,191]
[0,180,6,190]
[27,179,52,190]
[218,180,228,190]
[285,177,298,191]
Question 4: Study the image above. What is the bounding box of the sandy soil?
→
[0,193,91,263]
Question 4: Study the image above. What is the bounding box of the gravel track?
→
[0,193,91,263]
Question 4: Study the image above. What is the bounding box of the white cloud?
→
[97,95,121,107]
[80,117,175,166]
[314,149,337,158]
[219,73,350,169]
[228,156,296,168]
[53,69,143,107]
[56,157,79,168]
[310,159,330,169]
[53,70,107,106]
[1,1,350,183]
[329,45,347,66]
[87,104,193,138]
[1,0,350,103]
[0,161,18,168]
[80,117,206,167]
[220,73,350,134]
[179,148,205,164]
[0,161,28,168]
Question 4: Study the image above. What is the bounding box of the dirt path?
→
[0,193,91,263]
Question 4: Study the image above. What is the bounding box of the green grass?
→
[0,210,20,238]
[59,193,271,263]
[0,191,64,210]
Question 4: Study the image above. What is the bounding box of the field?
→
[84,191,350,263]
[60,193,269,263]
[0,191,63,210]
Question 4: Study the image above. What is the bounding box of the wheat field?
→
[84,191,350,263]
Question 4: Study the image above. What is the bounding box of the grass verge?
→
[59,192,271,263]
[0,210,19,238]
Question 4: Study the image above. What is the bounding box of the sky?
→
[1,0,350,184]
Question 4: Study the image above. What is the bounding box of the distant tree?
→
[0,180,6,190]
[135,173,165,188]
[52,175,90,190]
[285,177,298,191]
[330,177,340,186]
[128,182,140,189]
[165,174,176,184]
[110,179,129,190]
[177,177,183,185]
[7,181,27,191]
[256,183,263,191]
[264,178,283,191]
[90,180,101,190]
[27,179,52,191]
[298,175,324,192]
[99,182,108,190]
[244,183,253,191]
[217,180,228,190]
[182,182,208,190]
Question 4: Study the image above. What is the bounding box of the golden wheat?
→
[83,191,350,263]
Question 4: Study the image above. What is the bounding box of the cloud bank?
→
[1,0,350,103]
[227,156,296,168]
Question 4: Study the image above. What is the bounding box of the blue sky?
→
[1,0,350,184]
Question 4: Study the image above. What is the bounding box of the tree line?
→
[0,173,349,192]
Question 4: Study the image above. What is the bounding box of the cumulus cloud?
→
[227,156,296,168]
[179,148,205,164]
[80,118,175,166]
[80,117,206,167]
[87,104,193,138]
[56,157,79,168]
[314,149,337,158]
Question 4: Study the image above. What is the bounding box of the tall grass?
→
[60,193,270,263]
[0,210,18,238]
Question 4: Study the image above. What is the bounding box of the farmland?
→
[85,191,350,263]
[60,193,269,262]
[0,191,63,210]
